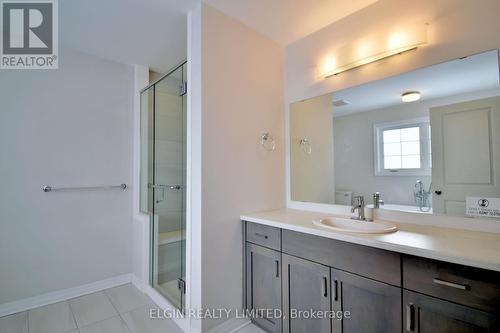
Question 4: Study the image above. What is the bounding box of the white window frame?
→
[374,117,431,176]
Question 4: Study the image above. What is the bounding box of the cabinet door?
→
[246,243,282,333]
[404,290,498,333]
[282,254,331,333]
[331,268,401,333]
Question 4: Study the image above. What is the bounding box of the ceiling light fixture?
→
[322,23,427,78]
[401,91,421,102]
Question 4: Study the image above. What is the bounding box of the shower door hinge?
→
[177,278,186,294]
[179,82,187,96]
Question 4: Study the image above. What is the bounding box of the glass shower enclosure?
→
[139,62,187,310]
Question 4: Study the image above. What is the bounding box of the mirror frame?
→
[285,49,500,225]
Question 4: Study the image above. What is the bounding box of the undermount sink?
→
[312,217,398,234]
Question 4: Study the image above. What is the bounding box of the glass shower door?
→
[140,63,186,311]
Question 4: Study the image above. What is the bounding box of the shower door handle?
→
[149,184,182,190]
[149,184,182,203]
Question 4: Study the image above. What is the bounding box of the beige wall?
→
[286,0,500,103]
[290,94,334,204]
[194,1,500,329]
[201,4,285,331]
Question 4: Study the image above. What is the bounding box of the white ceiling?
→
[60,0,200,73]
[332,50,500,117]
[203,0,379,45]
[60,0,379,72]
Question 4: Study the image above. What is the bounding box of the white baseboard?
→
[0,273,133,318]
[1,274,251,333]
[206,317,252,333]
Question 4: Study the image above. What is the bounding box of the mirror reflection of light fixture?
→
[323,23,427,78]
[401,91,421,102]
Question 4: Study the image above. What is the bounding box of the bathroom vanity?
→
[258,49,500,332]
[241,209,500,333]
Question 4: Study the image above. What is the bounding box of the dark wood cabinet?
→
[331,268,402,333]
[404,290,498,332]
[246,222,281,251]
[403,255,500,313]
[282,229,401,286]
[246,243,282,333]
[282,254,331,333]
[243,220,500,333]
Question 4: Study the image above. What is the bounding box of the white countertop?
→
[241,209,500,272]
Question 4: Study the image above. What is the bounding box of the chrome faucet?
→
[351,196,368,221]
[373,192,384,209]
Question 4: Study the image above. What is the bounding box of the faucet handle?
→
[353,195,364,206]
[372,192,384,208]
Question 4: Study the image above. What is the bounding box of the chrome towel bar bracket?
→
[42,184,127,193]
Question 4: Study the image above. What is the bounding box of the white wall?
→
[187,5,203,332]
[333,88,500,206]
[333,100,431,206]
[286,0,500,103]
[200,4,285,331]
[132,65,150,288]
[0,47,134,304]
[285,0,500,228]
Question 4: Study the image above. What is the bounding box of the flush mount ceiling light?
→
[401,91,421,102]
[322,23,427,78]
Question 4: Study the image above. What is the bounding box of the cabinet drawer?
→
[246,222,281,251]
[403,255,500,313]
[282,230,401,286]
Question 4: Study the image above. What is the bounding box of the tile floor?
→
[0,284,182,333]
[0,283,267,333]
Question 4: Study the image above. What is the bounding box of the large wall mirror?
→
[290,50,500,219]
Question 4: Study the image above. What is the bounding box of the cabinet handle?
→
[254,232,268,239]
[406,303,414,332]
[250,252,254,309]
[433,278,469,290]
[333,280,338,301]
[275,260,280,278]
[322,277,328,298]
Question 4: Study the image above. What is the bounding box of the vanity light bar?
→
[324,45,418,77]
[323,24,428,78]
